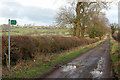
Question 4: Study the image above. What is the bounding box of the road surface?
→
[46,36,113,79]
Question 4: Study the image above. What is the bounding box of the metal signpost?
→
[8,19,17,71]
[11,20,17,25]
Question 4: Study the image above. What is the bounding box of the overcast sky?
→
[0,0,119,26]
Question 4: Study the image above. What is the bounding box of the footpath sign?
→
[8,19,17,71]
[11,20,17,25]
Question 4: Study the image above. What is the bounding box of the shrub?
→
[2,35,99,66]
[88,27,104,39]
[112,33,120,42]
[2,36,35,66]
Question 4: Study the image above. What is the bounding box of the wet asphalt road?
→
[46,36,113,79]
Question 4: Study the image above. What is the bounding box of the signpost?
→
[8,19,17,71]
[11,20,17,25]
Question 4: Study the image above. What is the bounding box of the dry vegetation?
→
[2,35,100,66]
[2,35,100,76]
[110,36,120,79]
[112,33,120,42]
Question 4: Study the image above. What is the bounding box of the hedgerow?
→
[2,35,99,66]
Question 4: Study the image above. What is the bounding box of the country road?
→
[46,36,113,79]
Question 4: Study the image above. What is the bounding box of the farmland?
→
[1,26,72,37]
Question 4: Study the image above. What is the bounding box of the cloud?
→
[0,1,57,25]
[0,0,118,25]
[106,7,118,23]
[21,6,56,22]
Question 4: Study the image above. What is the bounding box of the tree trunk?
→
[76,24,80,38]
[81,4,85,38]
[81,29,85,38]
[81,23,85,38]
[73,24,77,36]
[76,2,81,38]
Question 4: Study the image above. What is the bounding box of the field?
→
[1,26,72,37]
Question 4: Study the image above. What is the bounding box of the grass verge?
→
[110,37,120,78]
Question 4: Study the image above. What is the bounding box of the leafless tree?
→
[56,0,109,38]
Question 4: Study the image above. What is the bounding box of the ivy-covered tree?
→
[88,27,104,39]
[56,0,109,38]
[110,23,117,34]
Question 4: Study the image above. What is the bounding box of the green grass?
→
[111,55,119,63]
[3,40,104,78]
[2,27,71,36]
[96,41,103,46]
[110,37,120,78]
[51,47,91,64]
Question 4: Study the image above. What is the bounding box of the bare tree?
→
[56,0,109,38]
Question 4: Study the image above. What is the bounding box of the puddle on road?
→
[62,58,95,72]
[62,64,81,72]
[90,57,105,78]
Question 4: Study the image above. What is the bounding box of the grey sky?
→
[0,0,59,26]
[106,6,118,24]
[0,0,118,26]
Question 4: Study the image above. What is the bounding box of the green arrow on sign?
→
[11,20,17,25]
